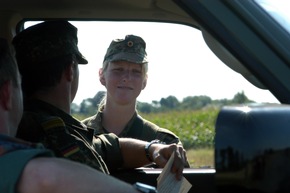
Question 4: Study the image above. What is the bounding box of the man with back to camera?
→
[13,20,187,178]
[0,37,148,193]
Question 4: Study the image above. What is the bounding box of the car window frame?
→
[175,0,290,104]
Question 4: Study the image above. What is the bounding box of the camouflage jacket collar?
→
[25,99,85,129]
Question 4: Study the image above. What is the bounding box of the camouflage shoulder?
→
[22,111,65,130]
[17,112,66,141]
[81,114,97,125]
[40,116,66,132]
[142,118,181,144]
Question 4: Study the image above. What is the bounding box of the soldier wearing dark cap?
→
[0,37,144,193]
[13,20,188,179]
[82,35,190,167]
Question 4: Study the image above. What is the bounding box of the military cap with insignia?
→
[104,34,148,64]
[12,20,88,65]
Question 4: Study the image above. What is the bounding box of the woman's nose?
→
[122,70,131,81]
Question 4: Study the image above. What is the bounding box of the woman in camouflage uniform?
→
[82,35,189,167]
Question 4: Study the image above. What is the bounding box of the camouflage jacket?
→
[16,99,123,174]
[82,111,182,145]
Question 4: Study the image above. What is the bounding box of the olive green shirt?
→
[82,111,182,145]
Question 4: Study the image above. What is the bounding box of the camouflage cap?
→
[104,34,148,64]
[12,20,88,65]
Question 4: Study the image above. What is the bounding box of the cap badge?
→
[127,41,133,47]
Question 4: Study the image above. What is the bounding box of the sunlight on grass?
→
[187,148,214,168]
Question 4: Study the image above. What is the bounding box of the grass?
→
[139,108,218,149]
[187,148,214,168]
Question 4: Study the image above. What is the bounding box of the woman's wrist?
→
[144,139,164,162]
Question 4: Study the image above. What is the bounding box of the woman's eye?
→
[132,69,142,74]
[113,68,123,72]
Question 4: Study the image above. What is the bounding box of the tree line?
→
[71,91,254,116]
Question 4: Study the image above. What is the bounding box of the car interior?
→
[2,0,290,192]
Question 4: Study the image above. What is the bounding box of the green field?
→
[186,148,214,168]
[139,108,219,149]
[139,108,218,168]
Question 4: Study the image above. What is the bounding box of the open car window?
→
[24,20,279,168]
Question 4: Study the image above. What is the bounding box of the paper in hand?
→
[157,153,192,193]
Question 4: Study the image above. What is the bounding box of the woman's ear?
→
[99,68,106,86]
[0,80,12,110]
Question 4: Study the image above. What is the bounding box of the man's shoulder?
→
[0,146,53,174]
[17,111,66,142]
[17,112,43,140]
[0,135,53,157]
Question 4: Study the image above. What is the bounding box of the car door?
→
[171,0,290,192]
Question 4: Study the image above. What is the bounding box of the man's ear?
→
[142,75,148,90]
[64,63,74,81]
[0,80,12,110]
[99,68,106,86]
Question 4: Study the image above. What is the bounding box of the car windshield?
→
[255,0,290,34]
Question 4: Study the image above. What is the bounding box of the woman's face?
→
[100,61,147,105]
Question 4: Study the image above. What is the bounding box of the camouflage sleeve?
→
[93,133,124,171]
[155,127,182,145]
